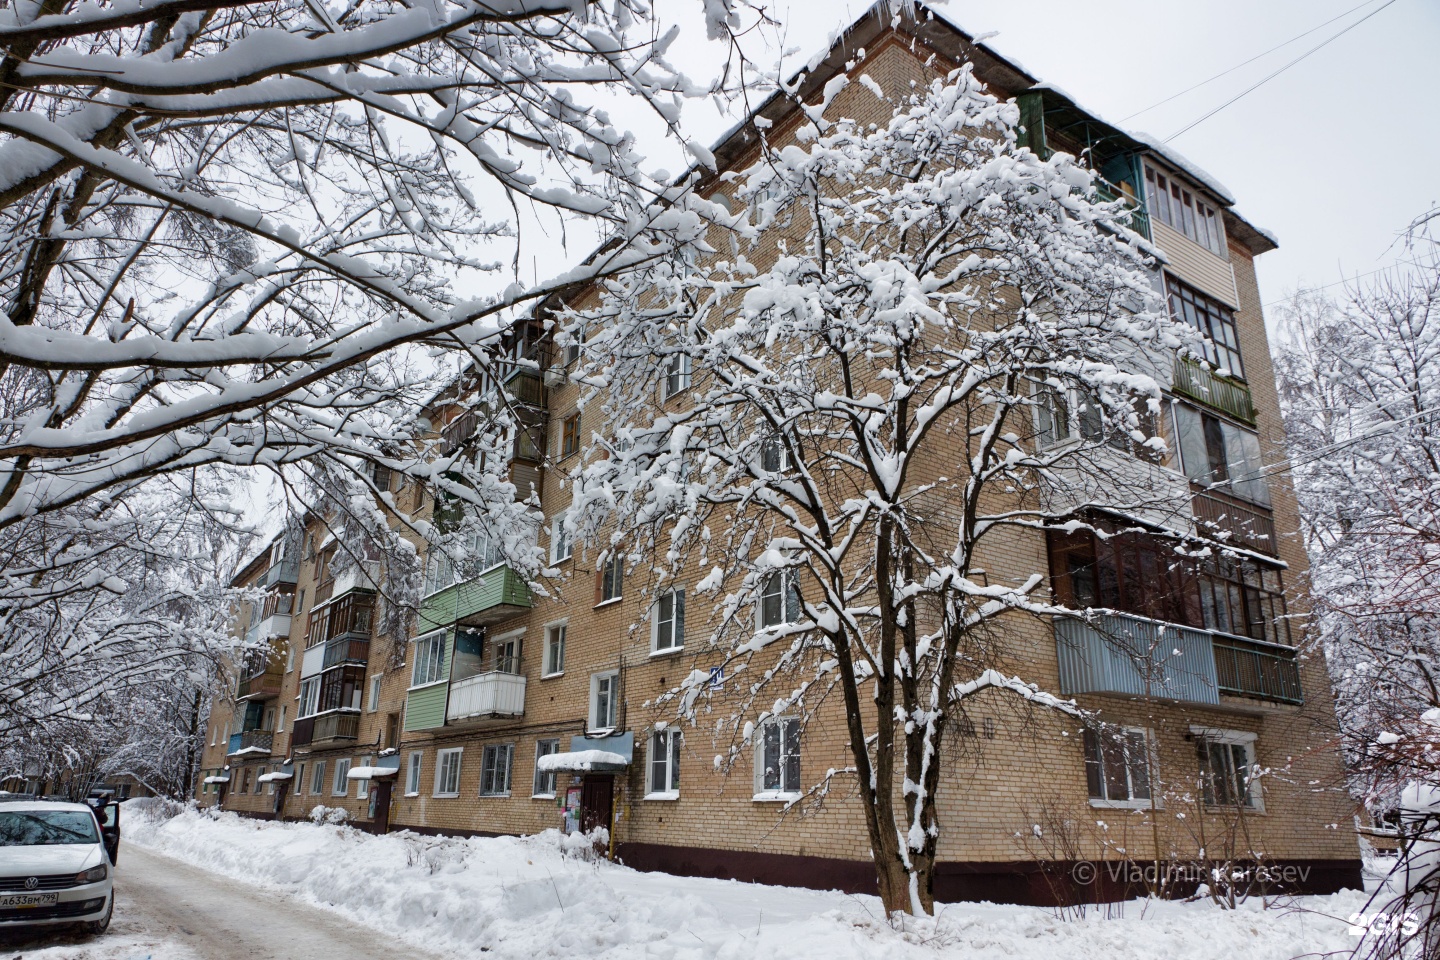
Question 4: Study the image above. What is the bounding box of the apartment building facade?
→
[195,5,1362,905]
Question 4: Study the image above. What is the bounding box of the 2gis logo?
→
[1347,911,1421,937]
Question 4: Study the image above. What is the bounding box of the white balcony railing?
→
[257,612,291,639]
[331,561,379,598]
[446,671,526,722]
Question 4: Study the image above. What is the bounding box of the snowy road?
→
[3,844,451,960]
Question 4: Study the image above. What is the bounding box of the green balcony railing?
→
[1173,356,1256,425]
[1213,633,1303,705]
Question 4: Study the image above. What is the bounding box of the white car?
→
[0,800,114,935]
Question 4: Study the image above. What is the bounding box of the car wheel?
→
[84,895,113,936]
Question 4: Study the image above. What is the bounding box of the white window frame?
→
[651,588,685,654]
[590,670,620,733]
[434,747,463,798]
[647,728,681,799]
[1083,726,1157,810]
[405,751,423,797]
[277,706,287,733]
[410,631,447,688]
[543,621,567,677]
[480,744,514,797]
[550,511,572,563]
[757,570,800,629]
[492,630,522,674]
[332,758,352,797]
[759,434,792,473]
[663,353,692,399]
[285,641,295,673]
[311,760,327,796]
[298,677,320,718]
[753,716,801,800]
[533,739,560,798]
[597,555,623,605]
[356,755,372,800]
[1191,726,1263,812]
[367,674,382,712]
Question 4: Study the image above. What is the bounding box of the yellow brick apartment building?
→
[194,4,1362,905]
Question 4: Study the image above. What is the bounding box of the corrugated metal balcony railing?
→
[259,560,299,589]
[1172,356,1256,424]
[1056,611,1302,707]
[446,671,526,722]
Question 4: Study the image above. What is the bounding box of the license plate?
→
[0,893,59,908]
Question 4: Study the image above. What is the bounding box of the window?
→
[759,570,800,628]
[590,671,619,732]
[544,623,566,676]
[434,748,463,797]
[367,674,382,712]
[423,532,503,596]
[258,766,270,795]
[1034,383,1103,449]
[755,717,800,797]
[561,414,580,458]
[648,729,681,797]
[411,631,447,687]
[332,758,351,797]
[263,706,276,731]
[285,641,295,673]
[295,763,305,797]
[551,511,572,563]
[405,752,423,797]
[760,434,791,472]
[480,744,514,796]
[663,354,692,399]
[597,556,623,604]
[1171,402,1269,507]
[277,706,287,733]
[493,632,522,674]
[1083,727,1153,807]
[311,761,327,796]
[1194,728,1261,809]
[563,325,586,367]
[1144,166,1224,256]
[371,462,392,493]
[1167,279,1243,379]
[296,588,305,613]
[652,589,685,652]
[298,678,320,718]
[533,740,560,797]
[356,756,371,800]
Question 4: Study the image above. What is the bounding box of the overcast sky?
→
[646,0,1439,320]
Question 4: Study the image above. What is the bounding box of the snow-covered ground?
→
[107,802,1371,960]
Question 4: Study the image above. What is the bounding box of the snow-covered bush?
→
[308,805,350,826]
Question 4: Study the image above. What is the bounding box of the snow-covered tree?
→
[0,0,748,728]
[569,65,1196,915]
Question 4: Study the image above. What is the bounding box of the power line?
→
[1261,257,1430,309]
[1119,0,1383,123]
[1163,0,1403,143]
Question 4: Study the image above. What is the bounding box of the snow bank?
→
[123,804,1364,960]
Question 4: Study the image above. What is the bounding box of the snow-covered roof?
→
[257,772,293,783]
[203,775,230,784]
[537,750,629,772]
[228,745,272,756]
[346,766,399,780]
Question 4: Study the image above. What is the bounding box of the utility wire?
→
[1163,0,1402,143]
[1261,257,1430,309]
[1119,0,1383,123]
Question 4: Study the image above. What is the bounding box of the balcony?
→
[226,730,273,756]
[419,566,531,632]
[321,633,370,670]
[446,671,526,723]
[259,560,299,589]
[1056,610,1303,708]
[1172,356,1256,425]
[256,612,291,639]
[289,711,360,747]
[237,670,282,700]
[1193,490,1278,556]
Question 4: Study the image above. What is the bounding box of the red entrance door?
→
[579,775,613,835]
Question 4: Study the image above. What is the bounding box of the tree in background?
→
[571,64,1194,915]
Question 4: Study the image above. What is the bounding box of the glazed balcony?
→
[418,565,531,632]
[1056,610,1301,707]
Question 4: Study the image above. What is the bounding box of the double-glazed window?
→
[755,717,801,797]
[759,571,800,628]
[550,511,572,563]
[1195,728,1261,809]
[298,678,320,718]
[560,414,581,458]
[332,759,351,797]
[653,589,685,652]
[598,556,623,604]
[1168,279,1243,380]
[367,674,382,713]
[1083,727,1152,807]
[405,752,423,796]
[648,729,681,796]
[423,532,502,597]
[492,633,521,674]
[1144,166,1224,256]
[480,744,513,796]
[663,354,692,399]
[434,747,463,797]
[311,760,327,795]
[533,739,560,797]
[1172,402,1269,507]
[411,631,447,687]
[760,435,792,473]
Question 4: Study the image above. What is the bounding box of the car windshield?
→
[0,811,100,846]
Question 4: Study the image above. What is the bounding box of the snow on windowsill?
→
[648,646,684,659]
[752,791,800,804]
[593,597,622,610]
[403,792,419,798]
[643,791,680,802]
[541,671,564,680]
[1089,798,1163,811]
[531,793,556,800]
[433,793,459,800]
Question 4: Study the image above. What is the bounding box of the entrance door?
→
[579,775,613,835]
